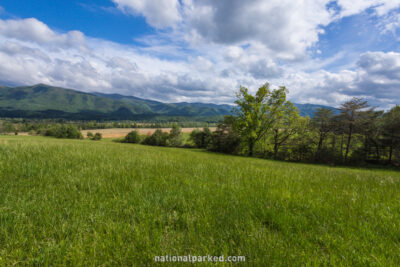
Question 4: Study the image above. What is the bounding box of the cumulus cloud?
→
[1,0,400,108]
[0,18,237,103]
[181,0,333,59]
[336,0,400,17]
[0,18,87,51]
[285,51,400,108]
[110,0,400,59]
[112,0,181,28]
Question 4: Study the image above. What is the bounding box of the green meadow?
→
[0,135,399,266]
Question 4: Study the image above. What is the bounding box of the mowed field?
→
[81,127,217,139]
[0,136,399,266]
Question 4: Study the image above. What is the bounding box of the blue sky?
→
[0,0,153,44]
[0,0,399,107]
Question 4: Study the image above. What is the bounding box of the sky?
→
[0,0,399,108]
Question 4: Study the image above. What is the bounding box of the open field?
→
[0,135,399,265]
[81,127,217,139]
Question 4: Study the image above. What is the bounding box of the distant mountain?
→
[93,93,233,117]
[294,103,339,117]
[0,84,337,120]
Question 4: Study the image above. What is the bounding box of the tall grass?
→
[0,136,399,265]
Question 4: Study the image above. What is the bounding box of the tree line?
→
[1,83,399,167]
[0,119,215,134]
[189,84,400,167]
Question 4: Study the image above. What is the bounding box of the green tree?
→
[209,117,241,154]
[124,130,141,143]
[311,108,334,155]
[338,98,369,162]
[168,123,183,147]
[189,127,213,148]
[233,83,287,156]
[143,129,169,146]
[271,102,302,159]
[359,109,383,161]
[381,105,400,163]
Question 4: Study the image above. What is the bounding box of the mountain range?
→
[0,84,337,121]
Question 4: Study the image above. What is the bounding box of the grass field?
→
[0,136,399,266]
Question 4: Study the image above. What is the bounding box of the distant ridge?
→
[0,84,337,120]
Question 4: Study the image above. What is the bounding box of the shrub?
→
[87,132,94,139]
[45,124,83,139]
[124,130,141,143]
[189,127,213,148]
[142,129,169,146]
[92,133,102,141]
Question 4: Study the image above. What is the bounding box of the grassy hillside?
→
[0,136,399,265]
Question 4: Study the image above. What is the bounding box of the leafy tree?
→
[381,105,400,164]
[189,127,213,148]
[233,84,287,156]
[168,123,183,147]
[358,109,383,161]
[142,129,169,146]
[45,124,83,139]
[189,129,203,147]
[311,108,334,155]
[209,117,241,154]
[338,98,369,162]
[271,101,301,159]
[124,130,141,143]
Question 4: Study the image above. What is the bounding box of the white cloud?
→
[0,18,87,51]
[285,51,400,108]
[1,0,400,108]
[181,0,333,59]
[112,0,181,28]
[178,0,399,60]
[337,0,400,17]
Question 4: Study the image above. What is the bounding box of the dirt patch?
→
[81,127,216,139]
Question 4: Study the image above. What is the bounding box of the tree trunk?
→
[249,140,254,157]
[344,124,353,162]
[340,134,344,161]
[273,130,279,160]
[274,142,279,160]
[317,132,323,153]
[375,143,380,161]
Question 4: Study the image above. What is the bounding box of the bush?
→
[168,123,183,147]
[92,133,102,141]
[124,130,141,143]
[189,127,213,148]
[142,129,169,146]
[45,124,83,139]
[87,132,94,139]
